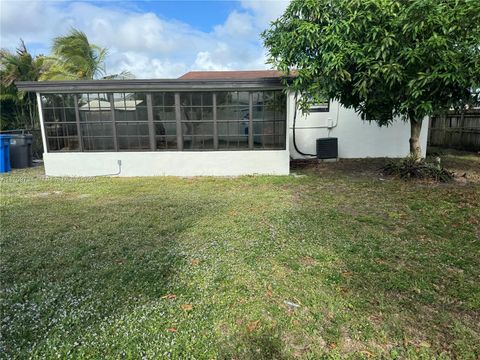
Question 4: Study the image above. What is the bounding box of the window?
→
[152,93,177,150]
[180,92,214,150]
[310,101,330,112]
[78,93,115,151]
[41,94,79,151]
[252,91,286,149]
[41,89,287,152]
[114,93,150,151]
[216,91,250,149]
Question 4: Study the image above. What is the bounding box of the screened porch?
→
[39,88,286,153]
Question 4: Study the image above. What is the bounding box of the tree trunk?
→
[409,117,423,160]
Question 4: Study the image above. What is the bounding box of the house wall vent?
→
[316,137,338,159]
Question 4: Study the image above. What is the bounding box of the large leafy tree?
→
[262,0,480,158]
[0,40,45,129]
[42,28,107,80]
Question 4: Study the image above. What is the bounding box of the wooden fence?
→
[429,110,480,151]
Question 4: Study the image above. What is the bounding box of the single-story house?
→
[16,70,428,177]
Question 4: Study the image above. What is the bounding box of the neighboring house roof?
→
[79,100,143,111]
[179,70,293,80]
[79,100,111,110]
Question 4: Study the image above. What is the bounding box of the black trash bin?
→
[10,134,33,168]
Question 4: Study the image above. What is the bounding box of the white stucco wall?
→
[287,93,429,159]
[43,151,290,177]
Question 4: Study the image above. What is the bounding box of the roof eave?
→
[15,78,288,93]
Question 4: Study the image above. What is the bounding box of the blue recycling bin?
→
[0,134,12,173]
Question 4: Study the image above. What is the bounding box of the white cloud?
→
[193,51,233,71]
[214,11,256,38]
[0,0,290,78]
[240,0,290,27]
[108,51,189,79]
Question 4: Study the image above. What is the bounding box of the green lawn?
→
[1,154,479,359]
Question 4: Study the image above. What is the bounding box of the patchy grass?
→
[428,147,480,184]
[1,154,479,359]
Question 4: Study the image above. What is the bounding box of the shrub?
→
[382,156,454,182]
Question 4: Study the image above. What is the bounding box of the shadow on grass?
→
[0,191,227,357]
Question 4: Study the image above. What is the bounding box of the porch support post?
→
[248,92,253,149]
[36,93,48,154]
[175,92,183,151]
[108,93,118,151]
[213,93,218,150]
[146,93,155,151]
[73,94,83,152]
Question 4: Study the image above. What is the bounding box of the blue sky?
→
[0,0,289,78]
[126,1,240,31]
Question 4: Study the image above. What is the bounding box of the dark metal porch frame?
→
[17,78,288,153]
[15,78,286,93]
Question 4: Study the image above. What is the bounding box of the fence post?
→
[459,109,465,150]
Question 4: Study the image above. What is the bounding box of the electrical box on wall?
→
[316,138,338,159]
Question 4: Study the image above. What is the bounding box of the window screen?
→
[41,94,80,151]
[216,91,250,149]
[152,92,177,150]
[41,89,286,152]
[114,93,150,150]
[78,93,115,151]
[180,92,214,150]
[252,91,286,149]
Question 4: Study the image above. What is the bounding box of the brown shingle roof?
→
[178,70,293,80]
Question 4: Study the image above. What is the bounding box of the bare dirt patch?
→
[291,158,388,178]
[292,152,480,184]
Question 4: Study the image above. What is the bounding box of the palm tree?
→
[0,40,45,129]
[101,70,135,80]
[41,28,107,80]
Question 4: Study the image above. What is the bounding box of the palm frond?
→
[47,28,108,80]
[102,70,135,80]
